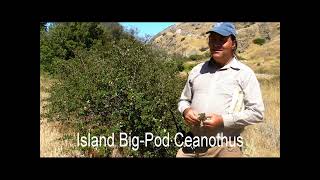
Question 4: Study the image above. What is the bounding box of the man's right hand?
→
[183,107,200,126]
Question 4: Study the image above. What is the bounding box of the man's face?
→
[208,32,235,62]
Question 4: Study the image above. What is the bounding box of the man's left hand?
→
[203,113,224,129]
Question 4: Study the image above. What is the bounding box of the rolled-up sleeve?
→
[222,70,265,129]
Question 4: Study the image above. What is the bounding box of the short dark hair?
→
[230,35,237,53]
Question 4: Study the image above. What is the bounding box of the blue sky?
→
[45,22,176,38]
[120,22,175,38]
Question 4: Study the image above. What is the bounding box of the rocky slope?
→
[150,22,280,62]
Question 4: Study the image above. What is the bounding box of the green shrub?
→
[204,51,211,58]
[253,38,266,46]
[189,53,211,61]
[169,53,190,72]
[40,22,110,75]
[189,54,202,61]
[183,62,198,72]
[199,47,208,52]
[46,36,187,157]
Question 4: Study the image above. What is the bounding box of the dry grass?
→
[238,35,280,157]
[241,76,280,157]
[239,35,280,62]
[238,35,280,75]
[40,120,82,157]
[40,74,82,157]
[243,58,280,75]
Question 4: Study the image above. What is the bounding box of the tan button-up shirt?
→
[178,57,264,137]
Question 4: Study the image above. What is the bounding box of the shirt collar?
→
[209,56,241,71]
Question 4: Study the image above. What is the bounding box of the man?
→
[176,22,264,157]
